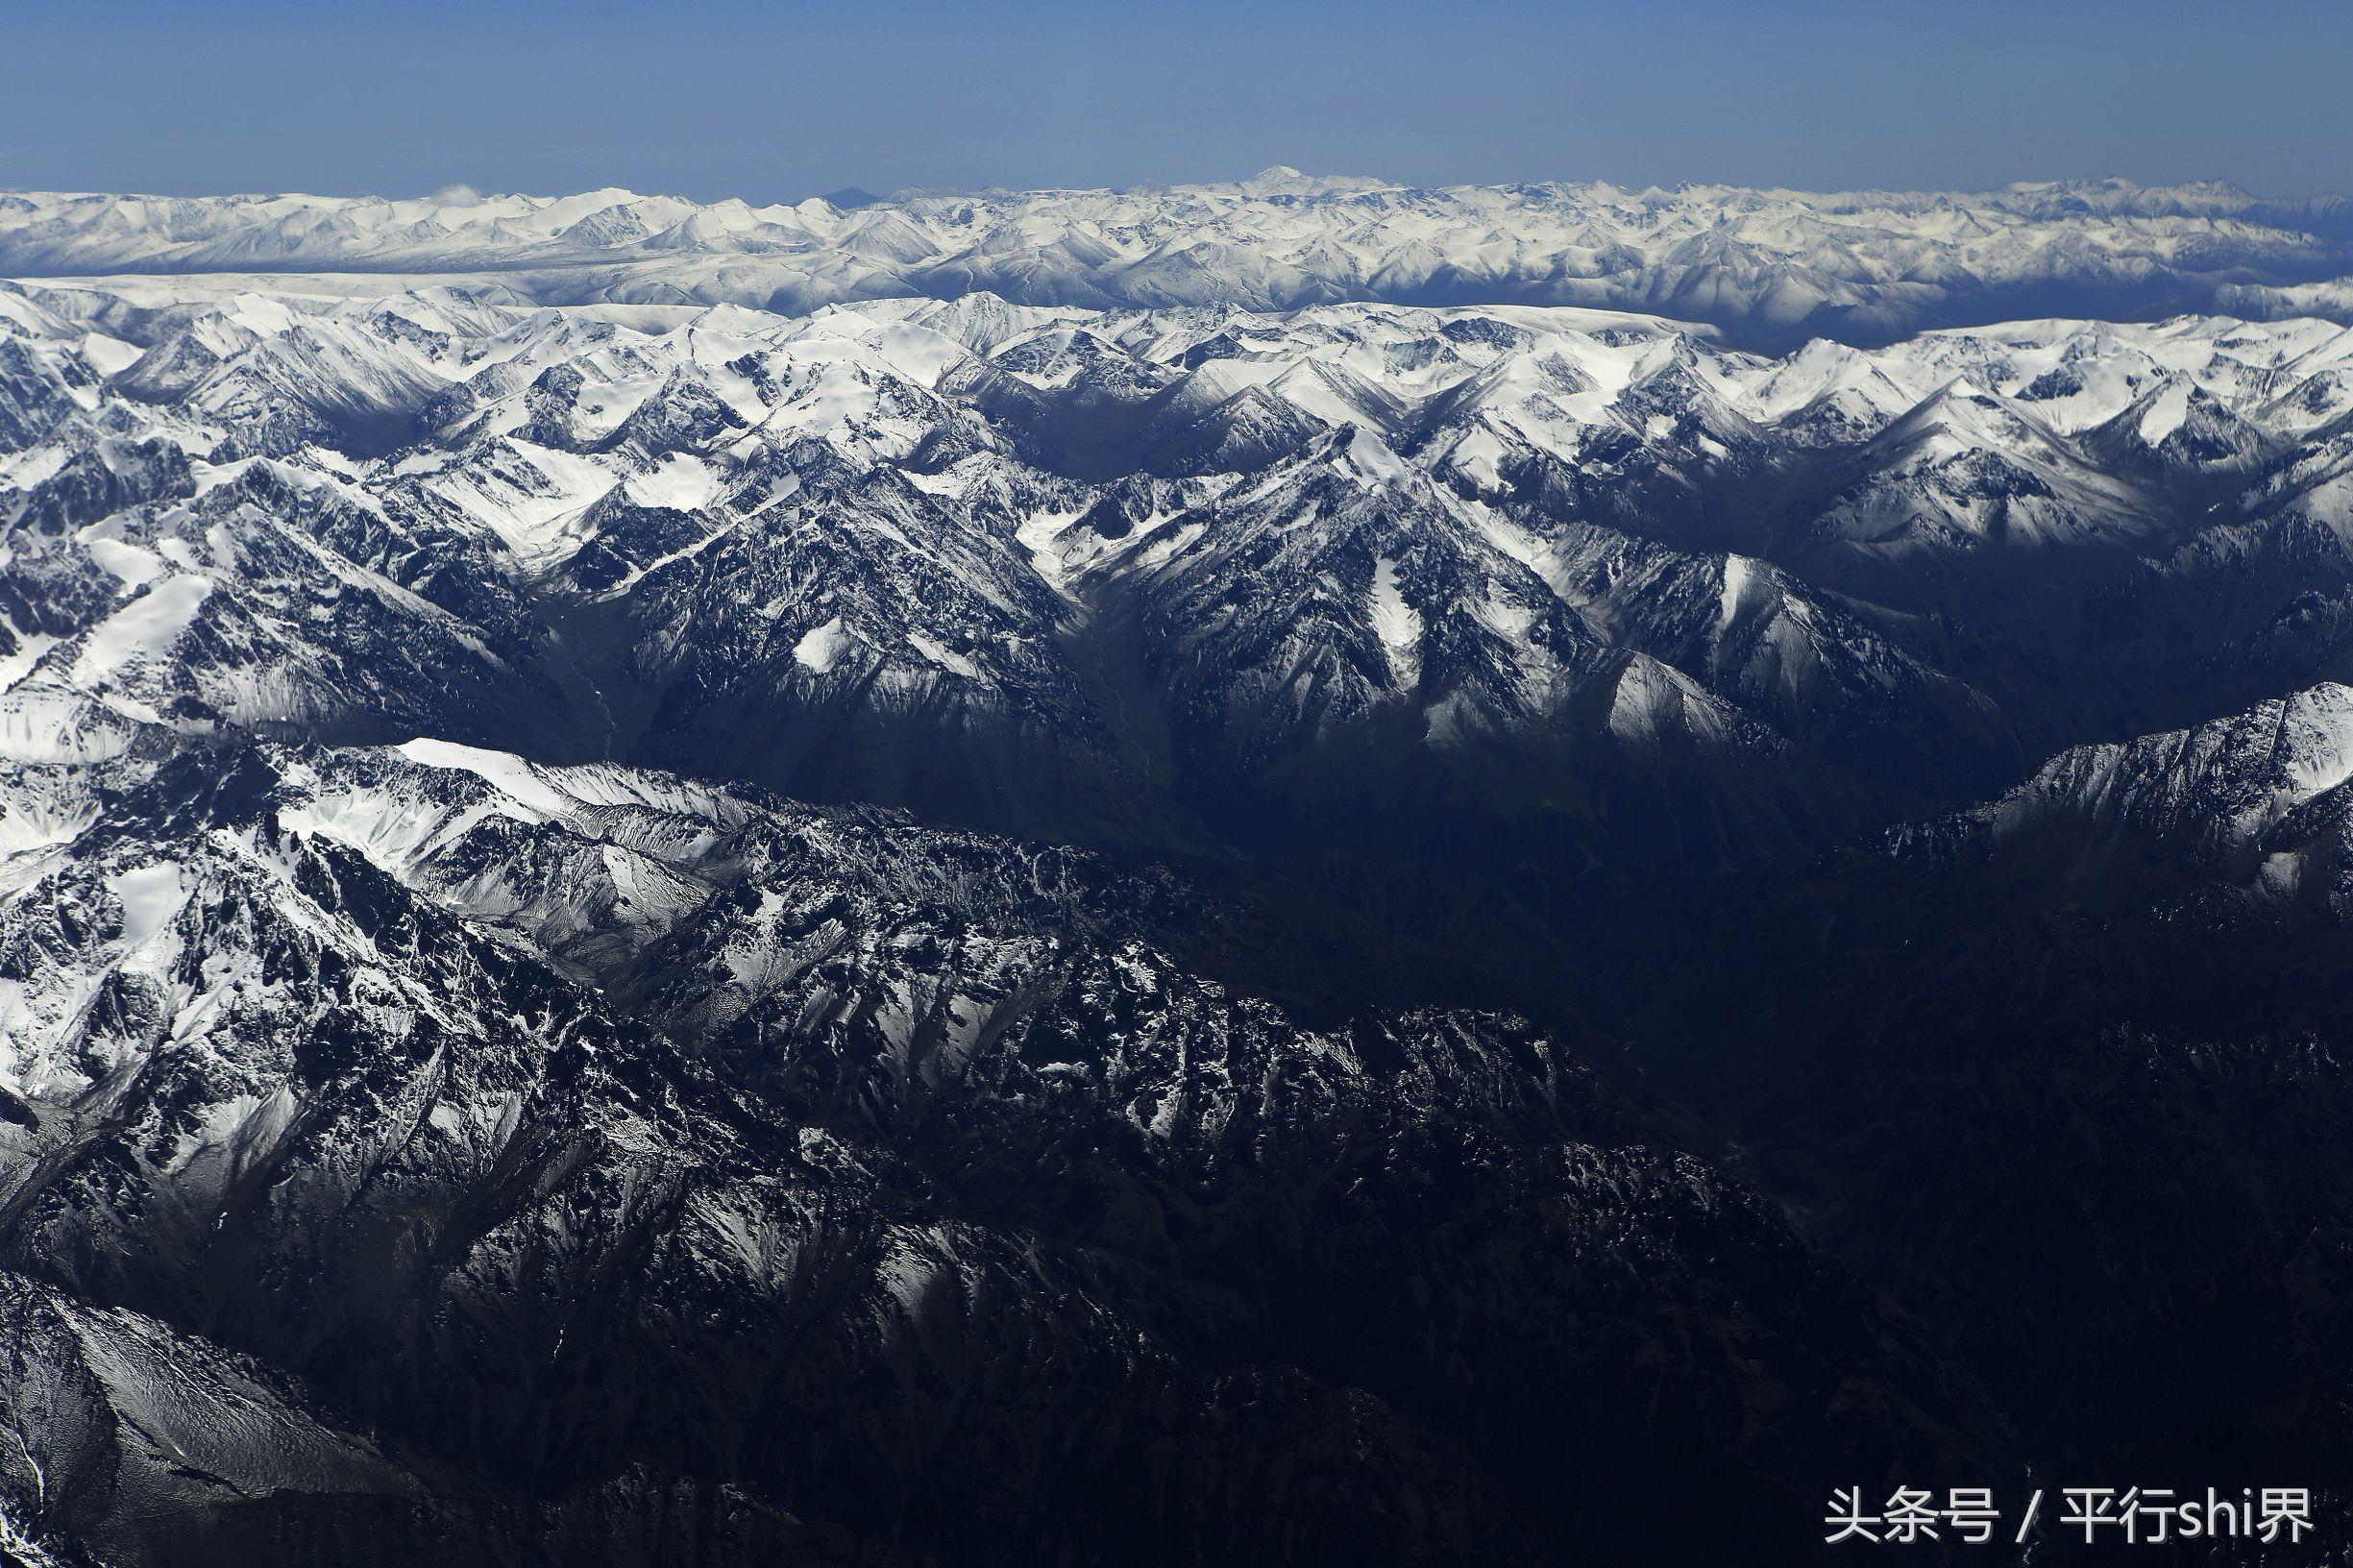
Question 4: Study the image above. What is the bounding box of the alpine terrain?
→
[5,169,2353,1565]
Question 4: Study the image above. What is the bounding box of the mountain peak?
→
[1231,164,1389,199]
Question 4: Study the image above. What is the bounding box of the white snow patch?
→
[0,630,61,694]
[107,862,187,945]
[85,537,168,587]
[1016,507,1090,598]
[905,630,984,681]
[1368,556,1422,687]
[792,615,848,674]
[2137,380,2193,446]
[80,331,143,376]
[623,452,720,510]
[1333,428,1412,488]
[1718,553,1758,629]
[393,737,576,818]
[72,576,211,683]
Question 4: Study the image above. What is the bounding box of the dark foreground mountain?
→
[1636,685,2353,1509]
[0,740,2015,1566]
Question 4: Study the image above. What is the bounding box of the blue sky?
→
[8,0,2349,200]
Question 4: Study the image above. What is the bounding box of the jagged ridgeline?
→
[7,175,2353,1567]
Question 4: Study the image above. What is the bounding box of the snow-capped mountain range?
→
[11,177,2353,1566]
[6,170,2352,348]
[12,269,2353,842]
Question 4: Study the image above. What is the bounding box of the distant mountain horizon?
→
[8,171,2353,353]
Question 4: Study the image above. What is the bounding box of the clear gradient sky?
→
[9,0,2349,202]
